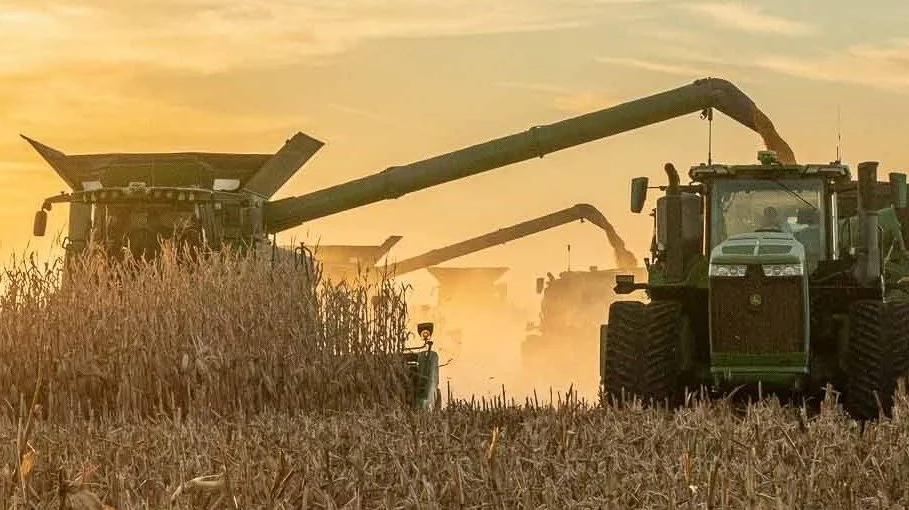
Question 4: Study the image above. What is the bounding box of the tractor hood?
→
[709,232,805,266]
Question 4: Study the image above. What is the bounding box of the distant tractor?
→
[526,265,648,393]
[601,150,909,419]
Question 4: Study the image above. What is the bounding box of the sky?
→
[4,0,909,312]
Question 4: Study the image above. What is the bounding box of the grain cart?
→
[602,150,909,419]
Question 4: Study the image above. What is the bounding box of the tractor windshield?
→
[711,178,826,268]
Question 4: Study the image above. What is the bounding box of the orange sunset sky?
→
[3,0,909,311]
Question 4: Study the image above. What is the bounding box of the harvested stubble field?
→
[1,247,909,509]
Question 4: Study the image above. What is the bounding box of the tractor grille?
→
[710,265,804,354]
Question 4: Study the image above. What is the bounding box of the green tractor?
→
[602,150,909,419]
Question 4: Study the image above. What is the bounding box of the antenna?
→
[701,106,714,165]
[835,105,842,163]
[567,244,571,271]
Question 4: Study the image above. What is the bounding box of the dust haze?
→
[410,281,602,403]
[393,222,644,404]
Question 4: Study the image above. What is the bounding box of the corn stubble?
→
[2,246,909,508]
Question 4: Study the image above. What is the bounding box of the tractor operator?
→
[757,206,792,233]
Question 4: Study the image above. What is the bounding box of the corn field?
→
[1,245,909,508]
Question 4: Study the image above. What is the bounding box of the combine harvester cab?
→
[27,131,326,269]
[603,149,909,420]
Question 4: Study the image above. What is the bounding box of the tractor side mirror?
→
[33,209,47,237]
[417,322,434,341]
[890,172,907,209]
[535,277,544,294]
[631,177,649,213]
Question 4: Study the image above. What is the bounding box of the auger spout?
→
[265,77,795,233]
[388,203,637,276]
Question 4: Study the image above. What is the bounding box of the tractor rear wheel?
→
[602,300,684,407]
[842,300,909,420]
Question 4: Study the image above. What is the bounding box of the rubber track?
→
[603,300,681,405]
[599,324,609,386]
[641,301,683,402]
[603,301,644,401]
[843,300,900,419]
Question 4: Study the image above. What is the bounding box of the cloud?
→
[679,2,815,36]
[0,66,305,156]
[595,56,710,77]
[495,81,617,114]
[552,91,616,114]
[0,0,635,148]
[755,39,909,91]
[495,81,574,95]
[326,103,421,131]
[0,1,634,74]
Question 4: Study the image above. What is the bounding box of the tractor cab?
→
[627,150,851,282]
[34,178,257,262]
[708,177,826,273]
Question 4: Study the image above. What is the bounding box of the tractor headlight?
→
[709,264,747,277]
[762,263,803,277]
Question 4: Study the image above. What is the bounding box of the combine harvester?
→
[603,150,909,420]
[27,77,794,409]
